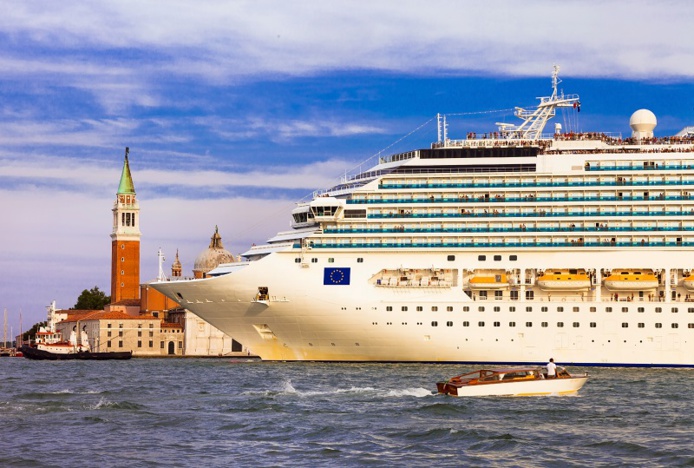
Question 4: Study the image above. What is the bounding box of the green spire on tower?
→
[117,147,136,195]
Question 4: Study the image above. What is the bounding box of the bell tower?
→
[111,147,141,303]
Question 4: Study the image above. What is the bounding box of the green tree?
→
[73,286,111,310]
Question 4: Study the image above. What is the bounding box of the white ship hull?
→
[153,248,694,366]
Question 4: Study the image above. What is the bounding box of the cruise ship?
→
[152,67,694,366]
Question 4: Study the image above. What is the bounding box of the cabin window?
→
[431,321,438,327]
[606,307,613,313]
[447,321,453,327]
[573,322,580,328]
[447,255,455,261]
[590,322,596,328]
[494,290,503,300]
[493,255,502,261]
[432,306,439,312]
[526,306,533,312]
[638,307,645,313]
[541,322,548,327]
[416,306,423,312]
[446,306,453,312]
[462,306,469,312]
[573,307,580,312]
[622,307,629,313]
[621,323,628,328]
[311,258,318,263]
[478,321,485,327]
[295,258,301,263]
[541,307,548,312]
[672,323,679,328]
[526,291,534,300]
[655,323,662,328]
[401,306,408,311]
[509,306,516,312]
[494,306,500,312]
[557,322,564,328]
[510,255,518,261]
[386,306,392,311]
[478,306,485,312]
[478,255,486,261]
[494,321,500,327]
[688,323,694,328]
[509,322,516,327]
[357,258,364,263]
[463,321,470,327]
[638,323,645,328]
[557,307,564,312]
[590,307,597,312]
[328,258,334,263]
[656,307,662,313]
[525,322,532,327]
[688,308,694,313]
[510,290,519,300]
[672,308,679,313]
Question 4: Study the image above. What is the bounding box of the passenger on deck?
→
[546,358,557,378]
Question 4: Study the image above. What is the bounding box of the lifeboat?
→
[536,269,591,291]
[603,269,658,291]
[681,274,694,291]
[468,273,509,289]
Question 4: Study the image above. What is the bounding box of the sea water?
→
[1,359,692,467]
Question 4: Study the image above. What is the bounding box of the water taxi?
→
[436,367,588,397]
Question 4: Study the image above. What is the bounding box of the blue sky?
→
[2,0,694,335]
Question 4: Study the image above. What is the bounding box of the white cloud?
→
[2,1,693,85]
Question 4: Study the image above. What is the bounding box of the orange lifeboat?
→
[603,269,658,291]
[536,269,591,291]
[469,273,509,289]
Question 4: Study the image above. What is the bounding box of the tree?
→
[23,321,47,342]
[73,286,111,310]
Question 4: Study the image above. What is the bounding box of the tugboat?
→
[21,302,131,361]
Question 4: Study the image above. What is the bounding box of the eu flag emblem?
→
[324,267,351,285]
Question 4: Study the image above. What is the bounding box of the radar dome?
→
[629,109,657,140]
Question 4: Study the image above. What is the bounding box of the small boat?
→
[603,269,658,291]
[20,344,131,360]
[682,274,694,291]
[468,272,509,289]
[536,269,592,291]
[436,367,588,397]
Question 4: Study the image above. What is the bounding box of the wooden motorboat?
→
[436,367,588,397]
[536,269,591,291]
[603,269,658,291]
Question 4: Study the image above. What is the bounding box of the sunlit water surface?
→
[1,359,692,467]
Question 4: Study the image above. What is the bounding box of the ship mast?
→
[496,65,580,141]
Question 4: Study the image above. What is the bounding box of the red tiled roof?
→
[160,322,183,329]
[111,299,142,306]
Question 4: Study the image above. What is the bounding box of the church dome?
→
[193,226,235,277]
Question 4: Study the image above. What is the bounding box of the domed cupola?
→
[193,226,235,278]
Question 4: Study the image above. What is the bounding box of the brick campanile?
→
[111,147,141,303]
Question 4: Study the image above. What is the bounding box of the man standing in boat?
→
[547,358,557,378]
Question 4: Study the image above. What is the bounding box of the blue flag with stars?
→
[324,267,351,285]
